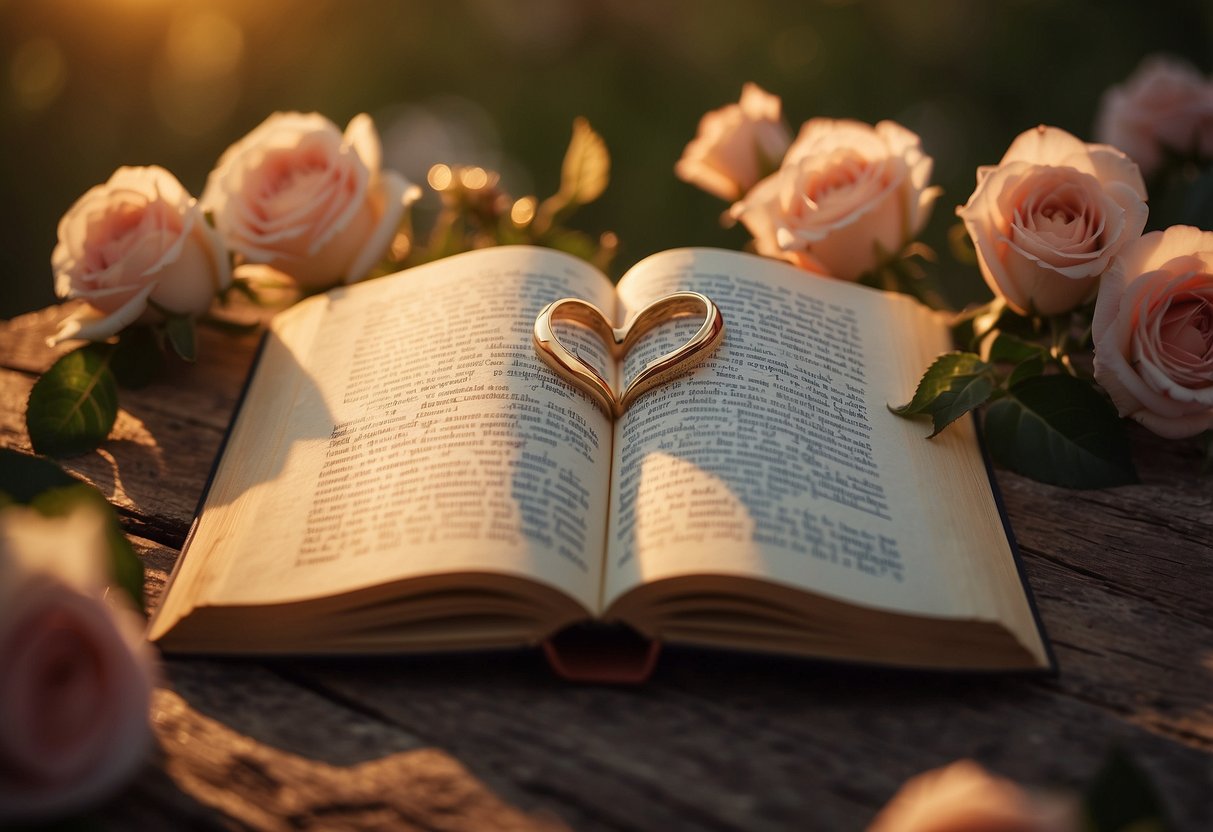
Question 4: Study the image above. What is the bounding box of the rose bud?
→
[1093,225,1213,439]
[675,82,792,201]
[201,112,421,291]
[729,118,939,282]
[50,166,231,344]
[958,125,1148,317]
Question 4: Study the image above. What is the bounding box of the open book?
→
[150,246,1052,676]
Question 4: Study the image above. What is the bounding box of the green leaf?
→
[950,299,1002,350]
[558,117,609,206]
[986,332,1049,388]
[1082,749,1172,832]
[0,454,143,613]
[947,221,978,266]
[26,346,119,457]
[987,332,1047,365]
[953,301,1043,352]
[534,118,610,232]
[164,314,197,362]
[1006,355,1047,388]
[0,448,79,499]
[984,374,1138,488]
[539,228,599,264]
[890,352,997,437]
[29,484,144,613]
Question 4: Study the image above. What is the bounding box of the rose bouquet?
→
[26,113,614,458]
[678,72,1213,488]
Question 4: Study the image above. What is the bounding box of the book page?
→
[165,247,616,620]
[602,249,1039,646]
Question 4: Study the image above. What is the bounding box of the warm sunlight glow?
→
[10,38,67,112]
[165,9,244,81]
[389,231,411,262]
[510,196,536,226]
[629,451,758,582]
[459,166,489,190]
[428,163,453,191]
[152,8,243,136]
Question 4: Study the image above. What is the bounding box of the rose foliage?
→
[28,114,615,457]
[678,79,1213,488]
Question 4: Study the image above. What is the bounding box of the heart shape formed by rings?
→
[532,291,725,418]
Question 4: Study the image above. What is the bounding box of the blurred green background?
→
[2,0,1210,318]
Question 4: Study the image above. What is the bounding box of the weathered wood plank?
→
[281,530,1213,831]
[84,536,570,830]
[89,661,569,832]
[998,428,1213,626]
[286,647,1211,832]
[1021,553,1212,746]
[0,366,226,545]
[0,304,79,370]
[129,533,179,611]
[0,302,262,433]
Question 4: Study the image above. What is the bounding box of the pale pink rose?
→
[1093,226,1213,439]
[0,505,156,822]
[867,760,1078,832]
[50,166,232,344]
[675,83,792,201]
[201,112,421,290]
[1095,55,1213,179]
[729,118,940,281]
[958,126,1149,317]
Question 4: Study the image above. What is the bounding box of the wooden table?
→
[2,304,1211,831]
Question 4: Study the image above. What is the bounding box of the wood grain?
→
[2,305,1210,832]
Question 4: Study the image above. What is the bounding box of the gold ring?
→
[532,291,725,418]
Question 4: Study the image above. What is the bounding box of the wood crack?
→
[1036,679,1213,751]
[116,506,191,549]
[1021,547,1213,630]
[267,666,412,735]
[1049,639,1102,658]
[1067,493,1213,552]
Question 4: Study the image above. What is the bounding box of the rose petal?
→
[49,281,158,345]
[343,171,415,283]
[1001,125,1093,169]
[675,83,791,201]
[344,113,381,177]
[1083,146,1148,200]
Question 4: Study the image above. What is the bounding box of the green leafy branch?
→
[890,345,1137,489]
[389,117,617,274]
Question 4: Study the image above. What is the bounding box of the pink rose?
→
[0,505,156,822]
[867,760,1078,832]
[1093,225,1213,439]
[1095,55,1213,179]
[958,126,1149,317]
[50,166,231,344]
[729,118,939,281]
[201,112,421,290]
[675,83,792,201]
